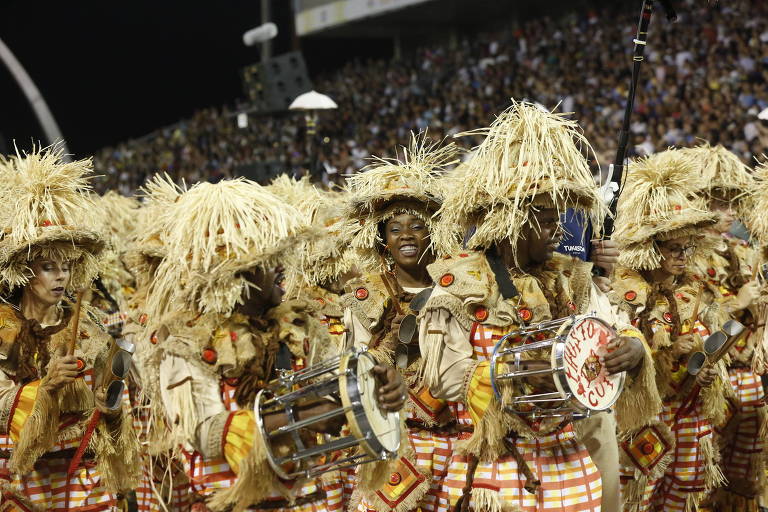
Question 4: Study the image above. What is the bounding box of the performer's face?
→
[383,213,432,272]
[525,208,562,265]
[657,236,695,276]
[710,198,735,234]
[238,266,283,314]
[26,258,71,307]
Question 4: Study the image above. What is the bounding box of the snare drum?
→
[254,348,400,480]
[490,314,625,419]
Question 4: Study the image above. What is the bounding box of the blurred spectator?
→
[92,0,768,193]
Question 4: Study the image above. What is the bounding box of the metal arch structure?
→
[0,37,70,155]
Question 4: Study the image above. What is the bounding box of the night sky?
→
[0,1,297,157]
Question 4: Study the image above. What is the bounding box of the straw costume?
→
[418,100,658,512]
[141,178,375,512]
[341,134,461,512]
[0,146,140,511]
[611,150,729,511]
[267,175,356,509]
[679,143,766,511]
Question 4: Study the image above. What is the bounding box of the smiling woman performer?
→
[341,134,460,512]
[417,101,658,512]
[611,151,729,512]
[0,146,139,510]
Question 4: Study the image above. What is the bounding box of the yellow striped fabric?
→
[466,362,494,426]
[222,410,255,474]
[9,380,40,443]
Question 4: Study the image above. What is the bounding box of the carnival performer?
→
[0,145,140,511]
[119,175,192,511]
[678,143,766,511]
[341,134,461,512]
[142,178,406,512]
[266,174,357,510]
[612,150,729,511]
[417,100,659,512]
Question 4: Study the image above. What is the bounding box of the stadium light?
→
[243,22,278,47]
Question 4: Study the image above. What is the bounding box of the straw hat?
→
[145,178,312,317]
[614,150,718,270]
[434,99,606,260]
[746,158,768,248]
[343,132,460,270]
[268,175,354,287]
[677,142,753,212]
[0,144,106,292]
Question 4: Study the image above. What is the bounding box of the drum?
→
[490,314,625,419]
[254,348,400,480]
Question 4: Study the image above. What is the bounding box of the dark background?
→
[0,0,617,157]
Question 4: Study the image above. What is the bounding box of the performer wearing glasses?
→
[612,150,729,512]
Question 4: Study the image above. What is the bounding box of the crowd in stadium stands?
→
[93,0,768,194]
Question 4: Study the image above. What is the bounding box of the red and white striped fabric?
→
[621,398,714,511]
[719,368,765,489]
[438,322,602,512]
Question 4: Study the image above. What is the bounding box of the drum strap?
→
[503,437,541,495]
[486,251,519,300]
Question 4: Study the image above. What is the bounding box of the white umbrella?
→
[289,90,338,110]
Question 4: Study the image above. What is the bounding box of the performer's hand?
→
[94,388,123,420]
[591,239,620,276]
[603,336,644,375]
[521,360,558,393]
[372,364,407,412]
[695,366,718,388]
[41,345,79,394]
[297,400,345,436]
[734,281,760,311]
[671,334,696,359]
[593,276,613,293]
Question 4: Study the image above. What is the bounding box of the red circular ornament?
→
[389,472,402,486]
[355,287,369,301]
[519,308,533,322]
[674,205,682,211]
[150,331,158,345]
[202,348,218,364]
[707,268,716,278]
[76,358,85,372]
[229,331,238,342]
[663,312,673,323]
[474,306,489,322]
[459,253,469,258]
[439,273,455,287]
[624,291,637,302]
[641,442,655,456]
[138,313,148,326]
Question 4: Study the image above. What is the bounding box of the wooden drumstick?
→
[686,282,704,334]
[67,290,84,356]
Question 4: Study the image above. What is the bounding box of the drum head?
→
[339,352,400,457]
[552,316,625,412]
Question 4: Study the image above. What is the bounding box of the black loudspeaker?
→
[241,52,313,113]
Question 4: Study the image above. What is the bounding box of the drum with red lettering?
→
[490,314,625,419]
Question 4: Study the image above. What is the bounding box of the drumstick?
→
[686,282,704,334]
[67,290,84,356]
